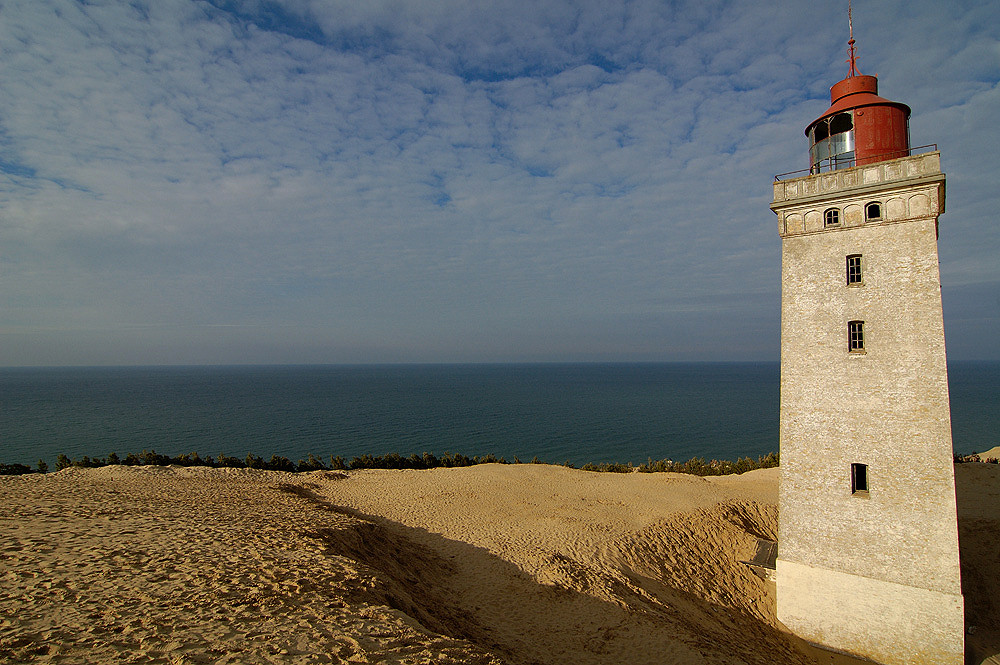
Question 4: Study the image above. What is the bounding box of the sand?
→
[973,446,1000,461]
[0,462,997,664]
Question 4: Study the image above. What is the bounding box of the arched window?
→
[865,202,882,221]
[824,208,840,227]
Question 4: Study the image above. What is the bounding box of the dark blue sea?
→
[1,362,997,469]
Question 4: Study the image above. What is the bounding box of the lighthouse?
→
[769,14,964,665]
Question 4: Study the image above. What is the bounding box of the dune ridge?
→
[1,462,997,664]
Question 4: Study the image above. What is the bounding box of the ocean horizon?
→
[2,361,997,469]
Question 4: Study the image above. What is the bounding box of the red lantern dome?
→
[804,14,910,173]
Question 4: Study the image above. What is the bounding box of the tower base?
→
[776,559,964,665]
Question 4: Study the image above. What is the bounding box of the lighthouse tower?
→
[769,16,964,665]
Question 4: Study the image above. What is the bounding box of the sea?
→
[1,362,997,470]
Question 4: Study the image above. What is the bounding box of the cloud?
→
[0,0,996,364]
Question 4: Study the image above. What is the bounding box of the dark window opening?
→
[809,114,857,173]
[825,208,840,227]
[814,122,829,143]
[852,463,869,494]
[848,320,865,352]
[847,255,863,285]
[829,112,853,135]
[865,202,882,221]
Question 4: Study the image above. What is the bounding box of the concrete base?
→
[777,559,964,665]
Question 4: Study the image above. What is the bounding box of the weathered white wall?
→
[777,560,964,665]
[771,153,963,663]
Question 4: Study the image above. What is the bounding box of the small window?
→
[865,202,882,221]
[824,208,840,227]
[846,255,863,285]
[848,320,865,352]
[851,463,869,494]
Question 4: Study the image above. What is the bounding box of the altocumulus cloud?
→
[0,0,996,364]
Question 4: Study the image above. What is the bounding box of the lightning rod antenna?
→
[847,0,861,77]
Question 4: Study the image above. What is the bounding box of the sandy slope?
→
[0,463,996,664]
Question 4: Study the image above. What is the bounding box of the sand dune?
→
[0,462,996,664]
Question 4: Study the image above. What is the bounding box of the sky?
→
[1,0,997,365]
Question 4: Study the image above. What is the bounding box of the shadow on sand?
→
[280,482,812,665]
[281,463,1000,665]
[955,463,1000,665]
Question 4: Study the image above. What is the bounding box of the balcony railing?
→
[773,144,938,181]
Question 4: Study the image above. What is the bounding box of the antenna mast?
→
[847,0,861,77]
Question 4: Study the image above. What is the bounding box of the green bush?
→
[268,455,296,472]
[633,452,779,476]
[14,449,782,478]
[139,450,171,466]
[296,453,327,472]
[216,453,245,468]
[245,454,265,469]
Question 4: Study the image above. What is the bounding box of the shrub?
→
[72,456,102,468]
[139,449,171,466]
[296,454,327,472]
[14,449,782,478]
[268,455,296,472]
[173,452,204,466]
[216,453,245,468]
[245,454,265,469]
[581,462,632,473]
[0,463,34,475]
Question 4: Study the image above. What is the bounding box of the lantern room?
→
[805,25,910,173]
[806,75,910,173]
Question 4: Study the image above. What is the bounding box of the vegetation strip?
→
[1,450,782,477]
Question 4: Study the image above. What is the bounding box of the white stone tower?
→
[769,21,964,665]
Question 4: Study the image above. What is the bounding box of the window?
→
[813,121,829,143]
[809,112,856,172]
[824,208,840,227]
[846,255,863,285]
[865,202,882,221]
[829,112,853,135]
[848,320,865,352]
[851,463,869,494]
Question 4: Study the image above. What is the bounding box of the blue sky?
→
[1,0,997,365]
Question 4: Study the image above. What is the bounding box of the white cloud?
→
[0,0,996,364]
